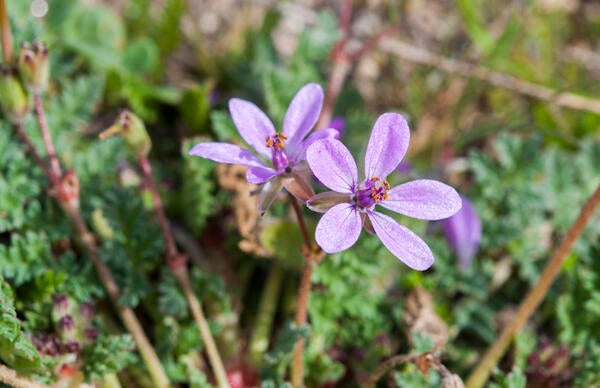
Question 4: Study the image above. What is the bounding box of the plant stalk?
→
[61,202,170,388]
[289,195,317,387]
[249,263,285,367]
[138,155,230,388]
[173,266,230,388]
[466,183,600,388]
[33,93,62,179]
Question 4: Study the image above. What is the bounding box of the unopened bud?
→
[99,110,151,157]
[52,294,71,319]
[58,315,76,341]
[0,65,30,123]
[18,40,49,92]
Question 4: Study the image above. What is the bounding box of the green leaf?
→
[82,334,137,379]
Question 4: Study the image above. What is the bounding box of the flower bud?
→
[78,301,94,325]
[99,110,152,157]
[83,327,99,345]
[64,340,82,354]
[52,294,71,319]
[0,65,30,123]
[18,40,49,92]
[440,195,481,270]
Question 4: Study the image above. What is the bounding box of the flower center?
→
[354,177,390,208]
[265,132,289,170]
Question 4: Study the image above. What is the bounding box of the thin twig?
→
[172,266,230,388]
[34,93,62,179]
[0,364,47,388]
[466,183,600,388]
[380,38,600,115]
[138,155,230,388]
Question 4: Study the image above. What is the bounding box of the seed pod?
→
[99,110,152,157]
[0,64,29,123]
[18,40,49,92]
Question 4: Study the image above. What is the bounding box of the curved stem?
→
[362,354,415,388]
[62,203,170,388]
[138,155,230,388]
[13,123,61,188]
[466,183,600,388]
[0,364,47,388]
[33,93,62,179]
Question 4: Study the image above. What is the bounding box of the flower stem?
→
[62,202,170,388]
[173,266,230,388]
[288,195,320,387]
[249,263,285,367]
[466,183,600,388]
[33,92,62,179]
[138,155,230,388]
[0,364,47,388]
[0,0,13,63]
[13,123,61,188]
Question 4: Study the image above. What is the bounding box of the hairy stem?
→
[0,0,13,63]
[33,93,62,179]
[362,354,416,388]
[466,183,600,388]
[0,364,47,388]
[62,203,170,388]
[138,155,230,388]
[249,263,285,367]
[173,266,230,388]
[289,195,316,387]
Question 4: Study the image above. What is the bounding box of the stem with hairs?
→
[0,364,47,388]
[138,155,230,388]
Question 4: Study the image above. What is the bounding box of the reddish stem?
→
[34,93,62,179]
[13,122,61,189]
[138,155,178,261]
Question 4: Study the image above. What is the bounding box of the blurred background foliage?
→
[1,0,599,386]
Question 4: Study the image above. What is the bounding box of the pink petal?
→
[292,127,339,164]
[367,210,434,270]
[441,196,481,269]
[283,83,324,151]
[315,203,362,253]
[306,139,358,193]
[381,180,462,220]
[189,142,267,169]
[247,166,278,184]
[229,98,275,158]
[364,113,410,180]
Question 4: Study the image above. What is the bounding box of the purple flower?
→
[441,195,481,269]
[306,113,461,270]
[189,83,338,214]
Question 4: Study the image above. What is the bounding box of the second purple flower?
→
[306,113,462,270]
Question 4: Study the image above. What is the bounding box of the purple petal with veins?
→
[364,113,410,179]
[247,166,278,184]
[189,142,267,169]
[315,203,362,253]
[229,98,275,158]
[306,139,357,193]
[381,180,462,220]
[367,210,434,270]
[283,83,324,153]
